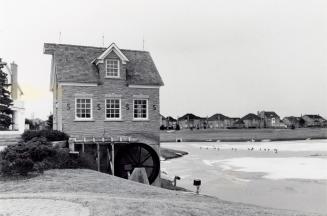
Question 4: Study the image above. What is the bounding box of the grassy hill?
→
[161,128,327,142]
[0,169,321,216]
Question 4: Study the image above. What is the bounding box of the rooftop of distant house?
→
[242,113,261,120]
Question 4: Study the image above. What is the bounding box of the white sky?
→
[1,0,326,120]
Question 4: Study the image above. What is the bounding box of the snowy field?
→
[161,139,327,214]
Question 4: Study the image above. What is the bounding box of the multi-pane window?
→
[106,59,119,77]
[133,99,148,119]
[75,98,92,120]
[106,99,121,119]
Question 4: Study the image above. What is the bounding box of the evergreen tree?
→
[0,58,13,130]
[46,114,53,130]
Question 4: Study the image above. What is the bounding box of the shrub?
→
[0,137,96,177]
[21,130,69,142]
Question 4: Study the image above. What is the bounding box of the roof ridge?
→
[45,43,149,53]
[45,43,105,49]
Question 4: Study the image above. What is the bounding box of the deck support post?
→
[111,137,115,175]
[97,142,100,172]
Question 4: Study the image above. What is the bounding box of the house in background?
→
[160,115,167,129]
[302,115,326,127]
[258,111,281,128]
[207,113,230,128]
[160,115,177,129]
[166,116,177,129]
[227,117,241,128]
[282,116,302,128]
[178,113,207,129]
[241,113,262,128]
[232,119,245,129]
[0,60,25,134]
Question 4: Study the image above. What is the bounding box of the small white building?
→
[1,61,25,134]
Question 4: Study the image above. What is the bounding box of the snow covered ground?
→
[208,157,327,180]
[190,139,327,152]
[161,139,327,214]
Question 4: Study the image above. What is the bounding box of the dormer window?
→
[106,59,120,78]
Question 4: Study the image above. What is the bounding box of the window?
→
[133,99,148,120]
[271,118,276,124]
[106,59,120,77]
[75,98,92,120]
[105,98,121,120]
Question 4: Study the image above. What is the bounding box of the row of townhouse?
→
[161,112,327,130]
[283,115,327,128]
[207,111,284,129]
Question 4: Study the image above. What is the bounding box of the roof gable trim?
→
[92,43,129,65]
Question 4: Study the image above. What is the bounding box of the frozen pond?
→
[209,157,327,180]
[161,139,327,214]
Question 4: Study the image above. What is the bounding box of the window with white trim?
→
[133,99,148,119]
[105,98,121,120]
[106,59,120,77]
[75,98,92,120]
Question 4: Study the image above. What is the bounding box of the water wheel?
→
[114,143,160,184]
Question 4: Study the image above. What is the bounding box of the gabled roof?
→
[283,116,301,121]
[44,43,164,87]
[178,113,202,121]
[166,116,177,122]
[262,111,279,118]
[208,113,230,121]
[242,113,261,121]
[303,115,325,120]
[92,43,129,65]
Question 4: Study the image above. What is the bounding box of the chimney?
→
[10,62,18,100]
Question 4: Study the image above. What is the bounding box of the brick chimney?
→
[10,62,18,100]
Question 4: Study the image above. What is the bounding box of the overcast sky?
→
[1,0,326,120]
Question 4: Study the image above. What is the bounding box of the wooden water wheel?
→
[114,143,160,184]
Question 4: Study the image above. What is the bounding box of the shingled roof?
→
[43,43,164,86]
[283,116,301,121]
[242,113,261,121]
[262,111,280,118]
[178,113,203,121]
[166,116,177,122]
[303,114,325,120]
[208,113,230,121]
